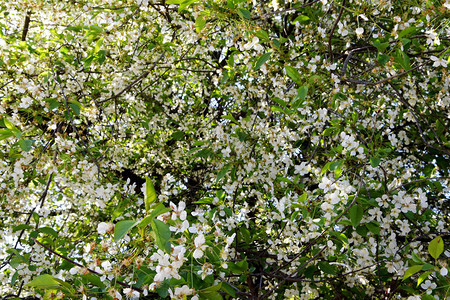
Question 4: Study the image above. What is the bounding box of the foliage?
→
[0,0,449,299]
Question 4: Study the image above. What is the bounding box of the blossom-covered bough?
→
[0,0,449,299]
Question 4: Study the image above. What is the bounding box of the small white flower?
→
[97,222,114,235]
[169,285,193,299]
[338,22,348,36]
[440,267,448,276]
[421,279,437,294]
[123,288,140,299]
[169,220,189,234]
[430,56,448,68]
[193,234,207,259]
[355,27,364,38]
[101,261,112,272]
[170,201,187,220]
[198,262,214,279]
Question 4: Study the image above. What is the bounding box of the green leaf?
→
[26,274,61,288]
[45,98,60,110]
[13,224,33,232]
[97,50,106,65]
[417,271,433,287]
[11,271,18,286]
[254,52,272,70]
[321,162,331,174]
[3,118,21,137]
[329,160,342,171]
[285,66,302,85]
[394,49,410,70]
[195,16,206,33]
[179,0,197,11]
[150,203,171,219]
[83,273,105,288]
[322,127,335,137]
[38,227,58,238]
[3,118,15,130]
[114,220,137,242]
[370,157,380,168]
[69,102,81,115]
[33,212,40,224]
[299,192,307,202]
[237,8,251,19]
[145,177,157,212]
[65,25,83,32]
[296,85,308,100]
[398,26,417,39]
[151,219,171,253]
[94,37,103,54]
[229,259,248,274]
[373,40,389,53]
[6,249,27,264]
[411,252,425,264]
[365,221,380,235]
[171,130,184,140]
[377,53,390,66]
[139,203,171,228]
[428,236,444,259]
[318,261,337,275]
[349,205,363,228]
[200,283,222,293]
[421,263,435,271]
[273,97,287,108]
[220,282,236,297]
[0,128,14,140]
[255,29,269,42]
[216,164,231,182]
[403,264,423,280]
[293,15,310,24]
[199,291,222,300]
[19,139,33,152]
[239,227,251,244]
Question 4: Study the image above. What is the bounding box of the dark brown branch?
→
[340,46,377,79]
[21,11,32,41]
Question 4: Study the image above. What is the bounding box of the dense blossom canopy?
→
[0,0,449,299]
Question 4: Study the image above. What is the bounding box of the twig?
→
[252,0,321,20]
[340,46,377,79]
[344,46,449,86]
[328,0,346,62]
[31,238,143,293]
[99,53,165,103]
[260,246,327,300]
[390,176,450,192]
[0,173,53,272]
[21,11,32,41]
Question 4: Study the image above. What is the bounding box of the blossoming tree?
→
[0,0,449,299]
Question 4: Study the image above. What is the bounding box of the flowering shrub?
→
[0,0,449,299]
